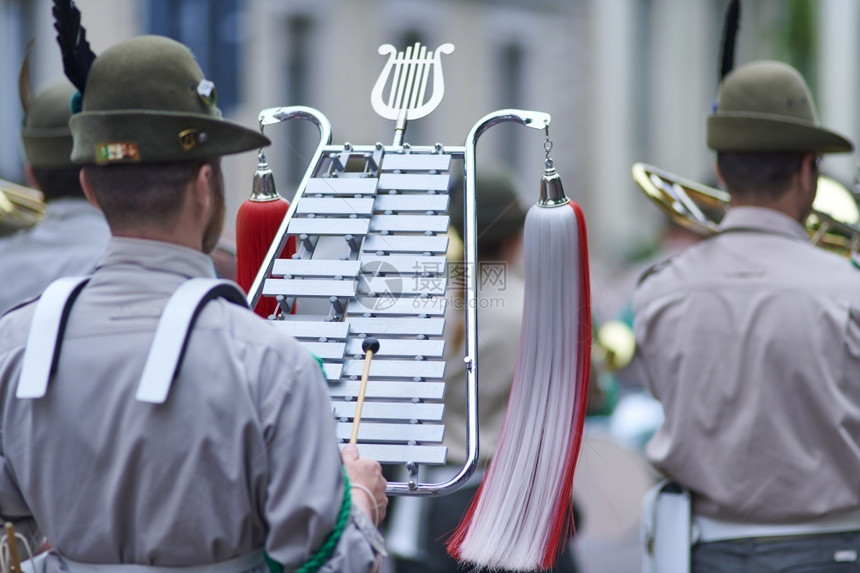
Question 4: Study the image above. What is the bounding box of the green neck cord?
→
[266,467,352,573]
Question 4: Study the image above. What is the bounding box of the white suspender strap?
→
[135,278,248,404]
[17,276,92,399]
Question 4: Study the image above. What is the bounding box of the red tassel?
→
[446,194,591,571]
[236,197,295,318]
[237,152,297,318]
[541,200,591,566]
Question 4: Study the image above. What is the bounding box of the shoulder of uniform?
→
[1,294,40,320]
[851,253,860,271]
[636,257,673,288]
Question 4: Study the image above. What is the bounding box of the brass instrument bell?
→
[631,162,860,256]
[0,179,44,237]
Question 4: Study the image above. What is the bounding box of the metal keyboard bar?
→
[328,379,445,399]
[333,401,444,421]
[342,359,445,379]
[358,277,446,297]
[336,422,444,444]
[351,296,447,317]
[322,363,344,382]
[271,321,350,339]
[305,178,379,196]
[288,218,370,236]
[263,278,356,298]
[349,444,447,465]
[373,194,450,213]
[300,341,348,360]
[381,153,452,172]
[378,173,449,191]
[296,197,375,216]
[369,215,449,233]
[347,317,444,336]
[359,255,447,275]
[272,259,362,279]
[363,235,449,254]
[344,338,444,358]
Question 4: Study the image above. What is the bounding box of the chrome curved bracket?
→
[247,106,333,311]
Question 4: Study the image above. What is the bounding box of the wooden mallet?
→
[349,337,380,445]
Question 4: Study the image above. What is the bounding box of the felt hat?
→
[20,81,76,169]
[449,167,527,248]
[69,35,269,164]
[707,60,853,153]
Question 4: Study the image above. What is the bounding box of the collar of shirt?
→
[96,236,217,280]
[717,206,809,242]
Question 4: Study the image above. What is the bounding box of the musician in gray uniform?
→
[633,60,860,570]
[0,35,386,572]
[0,80,110,314]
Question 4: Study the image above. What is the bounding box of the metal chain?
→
[544,121,553,160]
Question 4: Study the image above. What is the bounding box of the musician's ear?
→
[188,162,213,211]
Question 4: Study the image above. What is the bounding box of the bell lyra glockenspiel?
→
[245,42,550,496]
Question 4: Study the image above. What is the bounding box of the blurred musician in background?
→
[633,60,860,571]
[0,78,109,314]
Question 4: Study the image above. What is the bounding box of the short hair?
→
[30,166,84,202]
[717,152,806,201]
[83,160,209,230]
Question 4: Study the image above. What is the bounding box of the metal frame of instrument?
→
[247,43,549,496]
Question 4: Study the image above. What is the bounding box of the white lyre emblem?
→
[371,42,455,122]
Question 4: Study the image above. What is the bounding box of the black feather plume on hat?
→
[719,0,741,80]
[52,0,96,94]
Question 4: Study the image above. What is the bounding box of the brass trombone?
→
[0,179,44,237]
[632,162,860,256]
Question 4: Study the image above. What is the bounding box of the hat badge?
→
[196,79,217,108]
[178,128,208,152]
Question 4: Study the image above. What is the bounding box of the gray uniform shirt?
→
[633,207,860,523]
[0,198,110,314]
[0,237,380,571]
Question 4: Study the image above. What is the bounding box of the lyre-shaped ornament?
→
[371,42,454,145]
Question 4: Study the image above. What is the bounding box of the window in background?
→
[496,41,524,171]
[632,0,653,158]
[0,0,30,182]
[283,14,313,188]
[147,0,240,113]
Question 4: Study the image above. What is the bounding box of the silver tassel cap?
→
[250,151,281,202]
[538,158,570,207]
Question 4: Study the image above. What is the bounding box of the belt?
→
[695,512,860,543]
[58,548,265,573]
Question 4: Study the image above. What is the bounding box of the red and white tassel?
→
[448,161,591,571]
[236,151,296,318]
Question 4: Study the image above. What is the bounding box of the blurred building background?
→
[2,0,859,570]
[7,0,859,273]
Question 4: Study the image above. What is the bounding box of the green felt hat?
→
[70,35,269,164]
[449,167,527,248]
[707,60,853,154]
[20,81,76,169]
